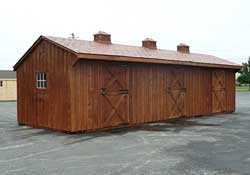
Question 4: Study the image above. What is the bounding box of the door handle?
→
[101,89,129,95]
[180,88,187,92]
[167,88,186,93]
[118,89,129,94]
[100,88,107,95]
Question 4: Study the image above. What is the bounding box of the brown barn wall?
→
[129,63,168,124]
[70,60,101,131]
[185,68,212,117]
[225,70,236,112]
[16,40,75,131]
[70,60,236,132]
[16,42,236,132]
[129,65,213,123]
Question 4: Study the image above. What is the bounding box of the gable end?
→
[13,36,78,71]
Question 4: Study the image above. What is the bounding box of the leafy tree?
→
[237,57,250,90]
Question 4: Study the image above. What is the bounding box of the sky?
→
[0,0,249,70]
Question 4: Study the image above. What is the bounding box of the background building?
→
[0,70,17,101]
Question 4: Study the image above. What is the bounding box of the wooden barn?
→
[14,31,241,132]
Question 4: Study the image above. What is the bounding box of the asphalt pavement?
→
[0,92,250,175]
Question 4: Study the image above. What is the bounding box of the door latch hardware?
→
[100,88,107,95]
[118,89,129,94]
[180,88,187,92]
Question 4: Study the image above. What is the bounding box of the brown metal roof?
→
[45,36,240,68]
[13,35,242,70]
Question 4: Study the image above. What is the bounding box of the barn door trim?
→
[212,70,226,113]
[213,92,224,111]
[168,92,185,116]
[102,94,128,125]
[104,66,125,89]
[167,68,187,118]
[213,72,225,91]
[100,62,130,127]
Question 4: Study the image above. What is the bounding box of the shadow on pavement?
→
[63,117,220,145]
[4,116,221,145]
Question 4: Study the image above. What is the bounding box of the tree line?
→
[237,57,250,91]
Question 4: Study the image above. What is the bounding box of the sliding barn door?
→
[167,68,187,118]
[100,62,129,128]
[212,70,226,113]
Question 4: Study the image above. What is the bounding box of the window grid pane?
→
[37,72,46,89]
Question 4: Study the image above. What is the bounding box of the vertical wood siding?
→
[129,63,167,124]
[70,60,101,131]
[225,71,236,112]
[17,40,75,131]
[185,68,212,117]
[17,43,237,132]
[70,60,236,132]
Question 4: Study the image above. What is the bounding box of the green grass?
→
[236,86,250,92]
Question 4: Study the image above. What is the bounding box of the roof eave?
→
[77,53,242,71]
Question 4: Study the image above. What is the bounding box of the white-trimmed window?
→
[36,72,46,89]
[0,80,3,87]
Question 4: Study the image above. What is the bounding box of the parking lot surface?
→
[0,93,250,175]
